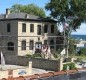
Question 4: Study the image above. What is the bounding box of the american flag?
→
[63,22,68,30]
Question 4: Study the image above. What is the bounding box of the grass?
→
[73,56,86,60]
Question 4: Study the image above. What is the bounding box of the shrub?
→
[26,54,33,58]
[63,63,76,70]
[78,48,86,56]
[32,53,41,58]
[26,53,41,58]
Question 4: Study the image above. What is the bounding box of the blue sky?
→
[0,0,49,14]
[0,0,86,35]
[72,23,86,35]
[59,23,86,35]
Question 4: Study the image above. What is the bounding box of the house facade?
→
[0,9,57,56]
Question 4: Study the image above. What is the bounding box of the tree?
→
[45,0,86,30]
[10,4,46,18]
[78,48,86,56]
[68,39,77,56]
[45,0,86,56]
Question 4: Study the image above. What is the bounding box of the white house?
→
[0,9,57,56]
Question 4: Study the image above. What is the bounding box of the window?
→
[30,24,34,32]
[21,40,26,50]
[22,23,26,32]
[50,40,54,48]
[7,42,14,51]
[51,25,54,33]
[37,25,41,35]
[44,25,48,33]
[29,40,34,50]
[44,40,47,45]
[7,23,11,32]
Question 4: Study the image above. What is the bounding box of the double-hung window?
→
[30,24,34,32]
[22,23,26,32]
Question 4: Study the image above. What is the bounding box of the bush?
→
[26,53,41,58]
[32,53,41,58]
[63,63,76,70]
[78,48,86,56]
[26,54,33,58]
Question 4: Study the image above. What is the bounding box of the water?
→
[71,35,86,53]
[71,35,86,40]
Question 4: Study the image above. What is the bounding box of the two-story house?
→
[0,9,57,56]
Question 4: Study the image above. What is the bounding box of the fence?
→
[4,54,73,71]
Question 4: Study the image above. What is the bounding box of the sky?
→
[0,0,86,35]
[59,23,86,35]
[72,23,86,35]
[0,0,49,14]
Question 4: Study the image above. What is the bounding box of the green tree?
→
[68,39,77,56]
[45,0,86,30]
[63,63,76,70]
[10,4,46,18]
[78,48,86,56]
[45,0,86,56]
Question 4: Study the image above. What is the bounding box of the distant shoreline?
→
[71,35,86,40]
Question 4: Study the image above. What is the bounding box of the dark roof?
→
[0,12,57,23]
[0,12,39,19]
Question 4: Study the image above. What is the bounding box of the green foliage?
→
[32,53,41,58]
[10,4,46,18]
[26,53,41,58]
[45,0,86,29]
[53,52,58,58]
[26,54,33,58]
[78,48,86,56]
[68,39,77,55]
[63,63,76,70]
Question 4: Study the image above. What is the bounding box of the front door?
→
[35,42,42,53]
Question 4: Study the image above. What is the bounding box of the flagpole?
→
[63,22,66,53]
[63,22,69,58]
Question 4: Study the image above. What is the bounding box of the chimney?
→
[25,14,29,18]
[6,8,10,15]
